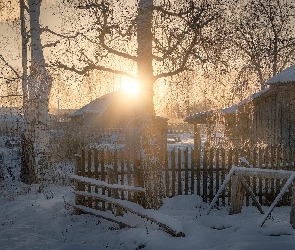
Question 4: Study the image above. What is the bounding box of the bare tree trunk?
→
[20,0,53,186]
[136,0,163,208]
[137,0,154,115]
[20,0,38,184]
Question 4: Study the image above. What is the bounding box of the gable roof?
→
[185,88,269,124]
[267,64,295,84]
[69,92,119,117]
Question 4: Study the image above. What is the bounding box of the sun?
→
[121,78,140,95]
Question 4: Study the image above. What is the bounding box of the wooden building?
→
[185,64,295,148]
[70,91,168,153]
[70,91,139,130]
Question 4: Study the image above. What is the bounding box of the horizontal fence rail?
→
[73,144,295,211]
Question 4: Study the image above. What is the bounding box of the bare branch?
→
[42,40,61,48]
[53,62,136,80]
[41,27,80,39]
[0,54,21,79]
[0,94,23,98]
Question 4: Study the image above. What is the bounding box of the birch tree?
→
[20,0,53,185]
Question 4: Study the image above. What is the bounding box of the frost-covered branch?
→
[54,61,136,80]
[0,54,21,79]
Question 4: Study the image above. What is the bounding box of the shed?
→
[185,64,295,149]
[69,91,139,130]
[70,91,168,154]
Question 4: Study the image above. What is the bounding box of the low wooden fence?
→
[73,144,295,211]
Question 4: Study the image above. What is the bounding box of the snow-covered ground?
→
[1,135,295,249]
[1,186,295,250]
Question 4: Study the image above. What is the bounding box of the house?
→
[185,64,295,149]
[70,91,139,130]
[70,91,168,153]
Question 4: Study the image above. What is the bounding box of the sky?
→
[0,0,61,67]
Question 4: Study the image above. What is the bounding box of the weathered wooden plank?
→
[209,147,214,202]
[75,191,185,237]
[184,148,189,195]
[120,150,125,200]
[178,148,182,195]
[196,146,201,196]
[203,143,208,202]
[221,147,226,206]
[227,148,233,205]
[261,174,295,227]
[171,148,176,197]
[190,148,195,195]
[71,175,146,192]
[258,147,263,205]
[101,150,106,210]
[216,147,220,206]
[239,175,264,215]
[68,202,133,229]
[165,150,169,197]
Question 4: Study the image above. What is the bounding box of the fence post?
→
[229,173,244,215]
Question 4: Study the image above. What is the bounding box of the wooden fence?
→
[73,144,295,211]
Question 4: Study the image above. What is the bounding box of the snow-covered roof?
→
[267,64,295,84]
[185,88,270,123]
[69,92,119,117]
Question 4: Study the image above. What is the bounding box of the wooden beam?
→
[240,175,264,214]
[75,191,185,237]
[260,173,295,227]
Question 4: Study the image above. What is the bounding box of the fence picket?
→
[178,148,182,195]
[191,148,195,195]
[203,143,209,202]
[100,150,106,210]
[184,148,189,195]
[171,148,176,197]
[196,146,201,196]
[209,147,214,202]
[216,147,220,206]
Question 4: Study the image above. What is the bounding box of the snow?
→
[267,64,295,84]
[69,92,118,117]
[1,137,295,249]
[71,175,146,192]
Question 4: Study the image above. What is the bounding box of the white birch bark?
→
[20,0,53,185]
